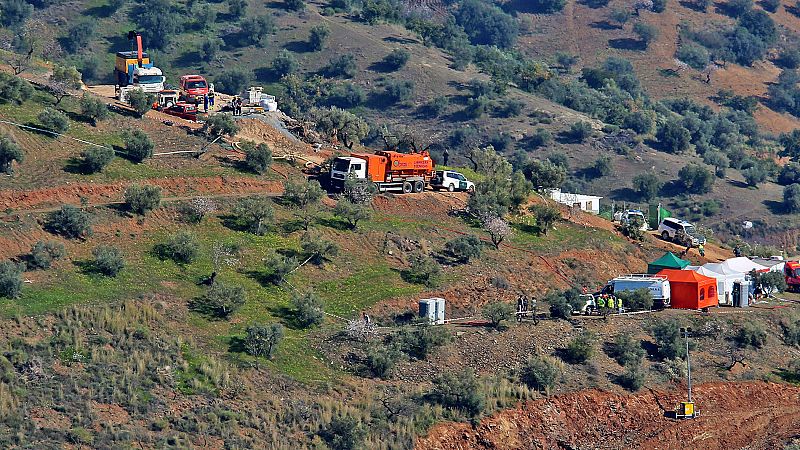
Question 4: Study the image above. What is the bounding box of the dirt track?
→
[417,381,800,450]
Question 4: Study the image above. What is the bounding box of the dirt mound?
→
[416,381,800,450]
[235,117,321,161]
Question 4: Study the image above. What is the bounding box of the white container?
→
[419,298,445,324]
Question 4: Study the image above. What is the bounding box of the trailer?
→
[330,150,434,193]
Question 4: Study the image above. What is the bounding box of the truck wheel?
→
[413,181,424,193]
[448,184,455,192]
[661,231,670,241]
[402,182,413,194]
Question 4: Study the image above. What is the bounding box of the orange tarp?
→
[658,269,719,310]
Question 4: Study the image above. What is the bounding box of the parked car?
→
[431,170,474,192]
[658,218,706,246]
[614,209,648,231]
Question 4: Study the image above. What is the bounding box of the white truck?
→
[430,170,474,192]
[600,274,671,308]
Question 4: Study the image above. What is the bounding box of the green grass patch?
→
[510,220,628,255]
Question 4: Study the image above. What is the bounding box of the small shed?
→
[647,252,690,274]
[548,189,602,214]
[658,269,719,310]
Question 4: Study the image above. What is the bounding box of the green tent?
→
[647,252,690,274]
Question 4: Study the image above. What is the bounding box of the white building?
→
[548,189,603,214]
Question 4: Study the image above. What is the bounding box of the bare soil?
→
[417,381,800,449]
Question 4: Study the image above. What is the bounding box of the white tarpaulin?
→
[688,262,749,306]
[718,257,769,273]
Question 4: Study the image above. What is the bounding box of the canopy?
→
[648,252,691,274]
[658,269,719,309]
[719,257,768,273]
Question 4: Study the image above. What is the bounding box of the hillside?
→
[2,0,800,448]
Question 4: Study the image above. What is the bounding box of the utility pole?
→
[684,327,692,403]
[676,327,697,419]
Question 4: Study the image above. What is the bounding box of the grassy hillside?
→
[2,1,800,448]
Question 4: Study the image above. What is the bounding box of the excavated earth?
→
[417,381,800,450]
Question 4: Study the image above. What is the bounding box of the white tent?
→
[718,257,768,273]
[688,262,749,306]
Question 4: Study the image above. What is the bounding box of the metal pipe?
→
[685,328,692,403]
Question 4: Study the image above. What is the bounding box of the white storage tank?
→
[419,298,445,324]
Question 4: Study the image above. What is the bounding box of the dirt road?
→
[416,381,800,450]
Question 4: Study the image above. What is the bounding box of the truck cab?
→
[180,75,209,103]
[132,67,165,92]
[785,261,800,291]
[331,156,368,183]
[431,170,474,192]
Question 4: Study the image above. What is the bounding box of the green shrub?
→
[592,156,612,177]
[124,184,162,215]
[92,245,124,276]
[123,129,154,162]
[652,0,666,11]
[240,15,275,46]
[262,253,297,285]
[79,94,109,125]
[0,72,33,104]
[300,232,338,265]
[383,48,410,70]
[784,184,800,212]
[656,120,691,154]
[567,121,593,142]
[617,364,645,391]
[79,146,115,173]
[563,332,595,363]
[422,96,449,118]
[678,163,714,194]
[241,140,272,174]
[159,231,199,264]
[742,164,768,187]
[520,355,560,394]
[546,289,584,320]
[333,198,372,229]
[204,113,240,137]
[482,301,515,329]
[126,89,154,117]
[733,322,767,348]
[285,0,304,10]
[292,291,325,327]
[309,24,330,51]
[28,240,65,270]
[616,288,654,311]
[529,0,566,13]
[0,134,23,175]
[46,205,92,239]
[201,37,221,61]
[428,368,485,417]
[401,253,441,287]
[651,319,687,360]
[232,195,274,235]
[531,204,561,235]
[608,333,645,366]
[272,50,299,78]
[215,70,250,95]
[193,281,246,319]
[324,54,357,78]
[633,22,658,48]
[318,415,366,450]
[443,235,482,263]
[38,108,69,133]
[781,315,800,347]
[384,79,415,103]
[244,323,284,359]
[396,323,450,360]
[0,261,23,298]
[365,344,403,378]
[676,44,710,70]
[632,172,662,201]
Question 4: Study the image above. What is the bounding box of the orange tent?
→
[657,269,719,310]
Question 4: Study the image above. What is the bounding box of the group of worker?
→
[231,96,245,116]
[515,294,535,322]
[201,91,216,113]
[593,294,623,315]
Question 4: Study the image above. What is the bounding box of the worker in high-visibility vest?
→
[596,295,606,312]
[607,296,615,312]
[698,243,705,257]
[617,296,623,313]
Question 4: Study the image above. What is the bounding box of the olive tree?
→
[0,134,23,174]
[313,107,369,149]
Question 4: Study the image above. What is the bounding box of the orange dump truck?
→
[330,150,435,193]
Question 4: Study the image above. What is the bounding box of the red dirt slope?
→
[417,381,800,450]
